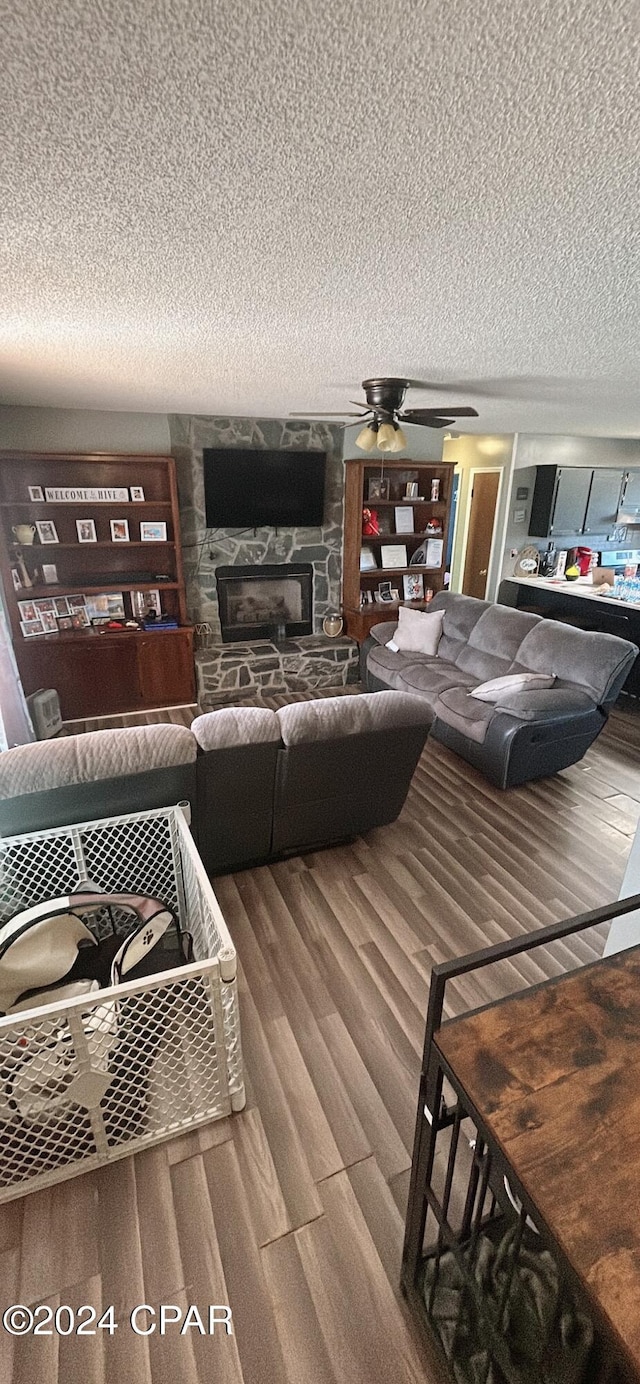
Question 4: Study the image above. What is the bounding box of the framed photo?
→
[76,518,97,543]
[42,563,58,585]
[53,596,70,617]
[85,593,125,621]
[57,615,73,630]
[39,611,58,633]
[129,486,145,501]
[28,485,44,502]
[403,572,424,601]
[131,589,161,621]
[140,520,167,542]
[71,609,90,629]
[394,506,415,534]
[36,520,59,545]
[110,519,130,542]
[390,588,400,601]
[368,477,390,502]
[68,594,87,612]
[20,619,44,637]
[34,598,55,615]
[18,600,38,622]
[359,547,378,572]
[380,544,408,569]
[10,567,22,591]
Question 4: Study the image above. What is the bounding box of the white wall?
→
[0,407,170,454]
[445,435,515,601]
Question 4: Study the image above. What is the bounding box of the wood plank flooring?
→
[3,695,640,1383]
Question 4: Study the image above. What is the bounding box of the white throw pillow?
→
[471,672,555,703]
[386,606,445,656]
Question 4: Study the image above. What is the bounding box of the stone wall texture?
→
[169,415,345,640]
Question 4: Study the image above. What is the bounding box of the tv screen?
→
[203,449,326,528]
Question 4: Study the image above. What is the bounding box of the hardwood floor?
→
[3,697,640,1383]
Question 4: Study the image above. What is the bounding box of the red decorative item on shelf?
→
[362,507,381,537]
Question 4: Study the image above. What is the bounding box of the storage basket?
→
[0,805,245,1202]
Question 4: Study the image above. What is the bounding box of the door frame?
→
[459,467,505,601]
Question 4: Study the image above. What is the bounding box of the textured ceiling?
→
[2,0,639,435]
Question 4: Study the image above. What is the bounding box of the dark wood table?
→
[435,947,640,1381]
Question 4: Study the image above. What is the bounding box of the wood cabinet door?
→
[618,471,640,523]
[18,639,141,720]
[549,468,592,535]
[136,633,195,707]
[583,469,625,534]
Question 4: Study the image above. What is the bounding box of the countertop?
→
[504,573,640,611]
[436,946,640,1379]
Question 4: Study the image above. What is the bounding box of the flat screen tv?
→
[203,448,326,528]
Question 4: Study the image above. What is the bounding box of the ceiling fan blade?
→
[288,411,369,418]
[410,416,457,429]
[400,406,479,423]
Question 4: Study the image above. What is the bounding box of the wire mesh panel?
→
[0,807,245,1201]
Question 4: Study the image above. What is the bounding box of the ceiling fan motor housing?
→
[361,378,410,415]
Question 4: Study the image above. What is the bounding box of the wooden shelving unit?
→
[341,457,455,641]
[0,452,195,719]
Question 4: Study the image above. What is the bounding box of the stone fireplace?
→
[216,563,313,642]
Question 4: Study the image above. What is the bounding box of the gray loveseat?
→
[0,691,432,873]
[361,592,637,789]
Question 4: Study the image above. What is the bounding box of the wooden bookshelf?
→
[341,457,455,640]
[0,452,195,719]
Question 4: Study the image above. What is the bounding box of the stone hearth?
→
[195,633,359,705]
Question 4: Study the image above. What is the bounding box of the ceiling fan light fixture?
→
[376,422,396,451]
[388,424,407,452]
[355,421,379,452]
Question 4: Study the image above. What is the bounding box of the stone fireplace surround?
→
[170,413,359,702]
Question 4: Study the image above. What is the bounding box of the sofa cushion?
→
[493,688,597,721]
[513,621,637,704]
[0,724,196,800]
[397,662,477,708]
[454,605,541,683]
[387,606,445,656]
[275,690,432,745]
[429,592,491,664]
[191,706,280,751]
[434,687,497,744]
[470,671,555,702]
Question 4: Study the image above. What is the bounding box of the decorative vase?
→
[323,610,343,638]
[12,524,36,545]
[14,548,33,589]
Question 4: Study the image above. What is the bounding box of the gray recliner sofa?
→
[361,592,637,789]
[0,691,432,873]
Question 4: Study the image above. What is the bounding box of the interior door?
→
[461,471,501,600]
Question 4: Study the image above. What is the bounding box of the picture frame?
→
[57,616,73,630]
[85,593,125,621]
[110,519,130,542]
[367,477,390,502]
[140,520,167,542]
[76,518,97,543]
[39,611,59,633]
[129,486,145,501]
[28,485,44,502]
[130,589,161,621]
[35,520,59,545]
[71,609,90,629]
[380,544,408,569]
[41,563,58,585]
[18,600,38,622]
[359,547,378,572]
[20,618,44,637]
[390,588,400,602]
[403,572,424,601]
[34,598,55,615]
[68,594,87,612]
[53,596,70,617]
[10,567,22,591]
[394,506,415,534]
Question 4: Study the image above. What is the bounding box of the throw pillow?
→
[386,606,445,656]
[471,672,555,703]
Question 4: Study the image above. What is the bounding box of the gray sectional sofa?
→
[361,592,637,789]
[0,691,432,873]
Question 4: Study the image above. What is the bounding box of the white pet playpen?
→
[0,805,244,1202]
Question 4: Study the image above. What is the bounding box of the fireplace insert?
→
[216,564,313,643]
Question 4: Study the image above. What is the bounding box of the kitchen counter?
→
[498,575,640,696]
[505,573,640,610]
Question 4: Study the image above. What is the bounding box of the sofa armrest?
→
[191,707,280,750]
[368,621,398,646]
[493,688,596,722]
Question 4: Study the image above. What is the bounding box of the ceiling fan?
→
[291,378,479,452]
